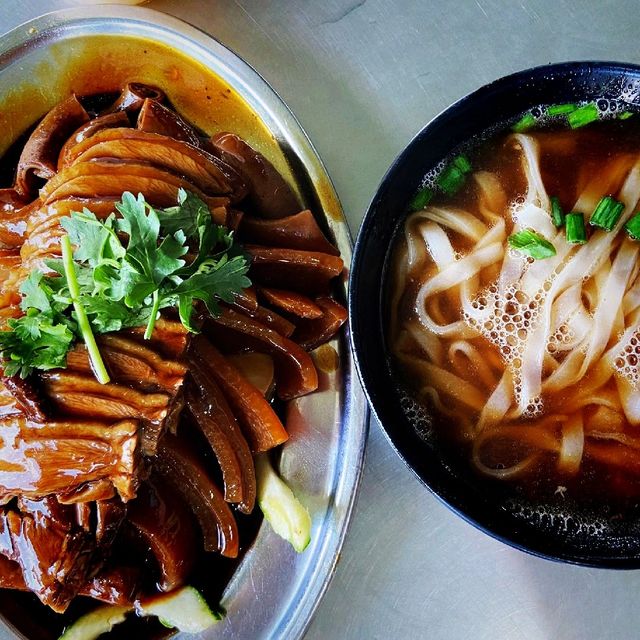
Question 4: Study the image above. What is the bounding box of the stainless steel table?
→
[4,2,640,639]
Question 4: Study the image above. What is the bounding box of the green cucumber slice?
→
[58,586,221,639]
[139,586,222,633]
[255,453,312,552]
[58,604,131,640]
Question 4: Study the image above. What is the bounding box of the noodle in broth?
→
[390,117,640,498]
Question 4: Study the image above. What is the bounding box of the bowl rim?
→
[350,59,640,569]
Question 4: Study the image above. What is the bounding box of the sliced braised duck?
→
[239,208,339,255]
[0,416,140,502]
[0,497,96,612]
[0,84,347,630]
[209,132,300,218]
[15,95,89,198]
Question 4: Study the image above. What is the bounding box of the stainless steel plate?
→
[0,6,368,639]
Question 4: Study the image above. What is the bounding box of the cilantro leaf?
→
[0,190,252,379]
[170,254,251,330]
[0,310,75,378]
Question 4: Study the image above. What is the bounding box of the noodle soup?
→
[390,113,640,504]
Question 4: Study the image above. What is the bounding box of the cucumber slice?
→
[139,586,222,633]
[58,604,131,640]
[58,586,221,639]
[255,453,312,552]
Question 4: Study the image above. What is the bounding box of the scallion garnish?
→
[550,196,565,228]
[437,164,465,196]
[624,213,640,240]
[565,212,587,244]
[453,154,472,174]
[512,113,536,133]
[547,103,577,116]
[409,186,433,211]
[618,111,634,120]
[568,103,599,129]
[590,195,625,231]
[508,229,556,260]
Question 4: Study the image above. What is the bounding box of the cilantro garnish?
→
[0,189,251,381]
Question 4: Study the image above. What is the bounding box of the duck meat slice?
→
[65,336,187,395]
[57,111,130,169]
[209,132,300,218]
[257,287,324,319]
[127,476,197,591]
[226,300,296,338]
[81,565,140,605]
[103,83,165,116]
[137,98,201,147]
[15,95,90,198]
[41,371,182,458]
[0,549,140,606]
[239,209,340,256]
[0,188,29,214]
[185,372,256,513]
[205,306,318,400]
[188,336,288,452]
[39,159,230,212]
[123,317,190,361]
[0,497,96,612]
[1,375,48,422]
[0,416,139,503]
[244,245,344,294]
[64,128,234,196]
[156,432,239,558]
[292,296,348,351]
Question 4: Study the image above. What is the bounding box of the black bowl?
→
[349,61,640,568]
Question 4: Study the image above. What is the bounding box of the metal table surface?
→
[2,1,640,639]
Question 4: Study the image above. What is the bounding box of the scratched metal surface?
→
[3,1,640,639]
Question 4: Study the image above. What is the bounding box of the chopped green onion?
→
[547,103,577,116]
[624,213,640,240]
[508,229,556,260]
[512,113,536,133]
[590,195,625,231]
[567,103,599,129]
[565,212,587,244]
[436,164,465,195]
[409,186,433,211]
[61,235,110,384]
[453,154,472,174]
[618,111,634,120]
[550,196,565,228]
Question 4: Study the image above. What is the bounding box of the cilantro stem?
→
[144,290,160,340]
[60,235,110,384]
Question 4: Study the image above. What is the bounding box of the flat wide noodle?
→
[394,131,640,481]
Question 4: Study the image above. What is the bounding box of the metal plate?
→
[0,6,368,640]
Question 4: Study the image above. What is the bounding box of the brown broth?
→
[390,117,640,508]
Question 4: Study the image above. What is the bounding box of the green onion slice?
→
[409,186,433,211]
[550,196,565,228]
[568,103,599,129]
[547,103,577,116]
[624,213,640,240]
[618,111,634,120]
[436,164,465,196]
[453,154,472,174]
[590,195,625,231]
[512,113,536,133]
[565,212,587,244]
[508,229,556,260]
